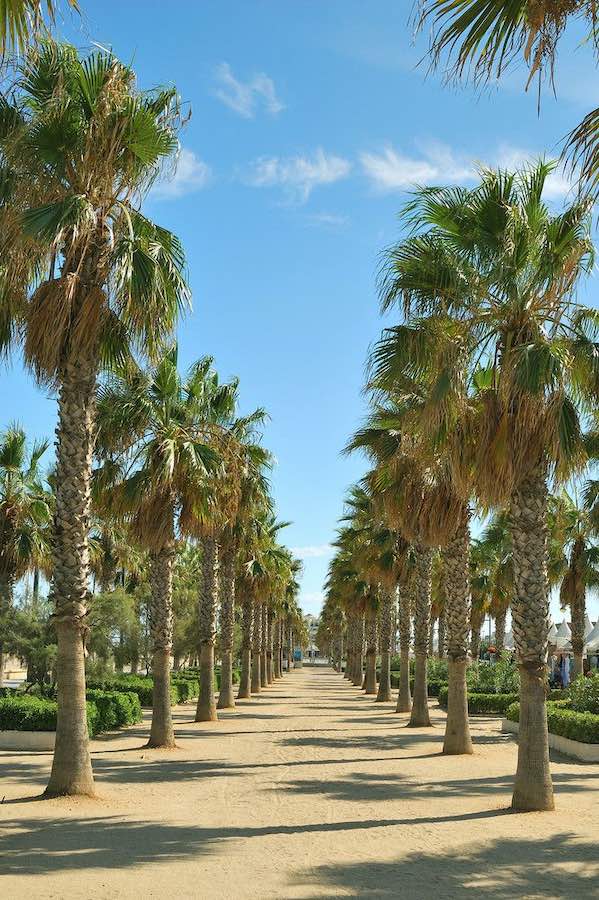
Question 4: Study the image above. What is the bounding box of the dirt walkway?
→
[1,667,598,898]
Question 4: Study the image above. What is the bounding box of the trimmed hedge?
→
[506,700,599,745]
[0,695,99,735]
[389,672,446,697]
[86,689,142,732]
[438,687,518,715]
[87,674,200,707]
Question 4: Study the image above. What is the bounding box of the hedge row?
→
[438,688,519,715]
[0,689,142,735]
[87,675,200,707]
[506,701,599,744]
[388,673,446,697]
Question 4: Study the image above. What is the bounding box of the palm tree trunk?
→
[195,536,218,722]
[251,600,262,692]
[260,603,268,687]
[509,467,554,812]
[363,603,378,694]
[266,609,275,683]
[437,607,446,659]
[352,610,365,686]
[428,616,436,656]
[569,542,586,680]
[396,579,412,713]
[470,610,482,661]
[45,362,96,796]
[408,544,433,728]
[376,589,393,701]
[494,607,507,653]
[217,543,236,709]
[237,590,253,698]
[0,574,14,688]
[147,542,176,748]
[273,617,282,678]
[442,509,473,755]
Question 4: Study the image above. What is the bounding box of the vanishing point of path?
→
[1,667,598,898]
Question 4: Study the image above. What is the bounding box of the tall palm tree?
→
[418,1,599,197]
[0,425,51,684]
[377,163,598,809]
[551,490,599,678]
[1,42,188,796]
[95,349,218,748]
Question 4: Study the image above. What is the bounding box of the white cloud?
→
[306,212,350,228]
[153,148,211,199]
[214,62,284,118]
[361,140,572,199]
[244,149,351,203]
[291,544,333,559]
[300,591,325,613]
[360,142,472,192]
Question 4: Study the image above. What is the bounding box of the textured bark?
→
[352,611,365,686]
[470,610,483,661]
[195,537,218,722]
[494,607,507,653]
[437,607,446,659]
[46,362,97,795]
[569,541,586,680]
[376,589,394,702]
[0,574,14,688]
[442,511,473,755]
[509,467,554,811]
[396,580,412,713]
[237,592,253,698]
[428,616,436,657]
[363,604,378,694]
[266,609,275,684]
[260,603,268,687]
[408,545,433,728]
[251,601,262,692]
[147,543,176,748]
[273,617,281,678]
[217,544,236,709]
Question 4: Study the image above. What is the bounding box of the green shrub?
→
[506,700,599,744]
[467,652,519,695]
[0,695,99,736]
[438,688,518,715]
[0,686,17,698]
[172,677,199,703]
[86,689,142,731]
[568,673,599,714]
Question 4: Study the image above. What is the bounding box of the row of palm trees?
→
[0,34,306,796]
[321,161,599,812]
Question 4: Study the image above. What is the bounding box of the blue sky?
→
[3,1,599,621]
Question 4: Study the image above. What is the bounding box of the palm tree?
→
[376,163,598,809]
[95,349,218,748]
[1,42,188,796]
[477,514,514,653]
[0,425,51,684]
[551,490,599,678]
[0,0,78,52]
[418,1,599,197]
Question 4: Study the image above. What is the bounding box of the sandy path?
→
[1,666,598,898]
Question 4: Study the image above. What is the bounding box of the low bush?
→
[0,686,18,698]
[0,695,99,735]
[172,677,200,703]
[86,689,142,731]
[438,688,518,715]
[568,672,599,714]
[506,700,599,744]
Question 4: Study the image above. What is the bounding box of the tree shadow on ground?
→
[276,769,598,804]
[280,728,516,753]
[293,831,599,899]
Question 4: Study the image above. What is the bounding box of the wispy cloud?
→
[291,544,333,559]
[300,591,325,611]
[360,142,472,192]
[214,62,284,118]
[361,140,572,199]
[153,148,211,199]
[244,149,351,203]
[306,211,350,228]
